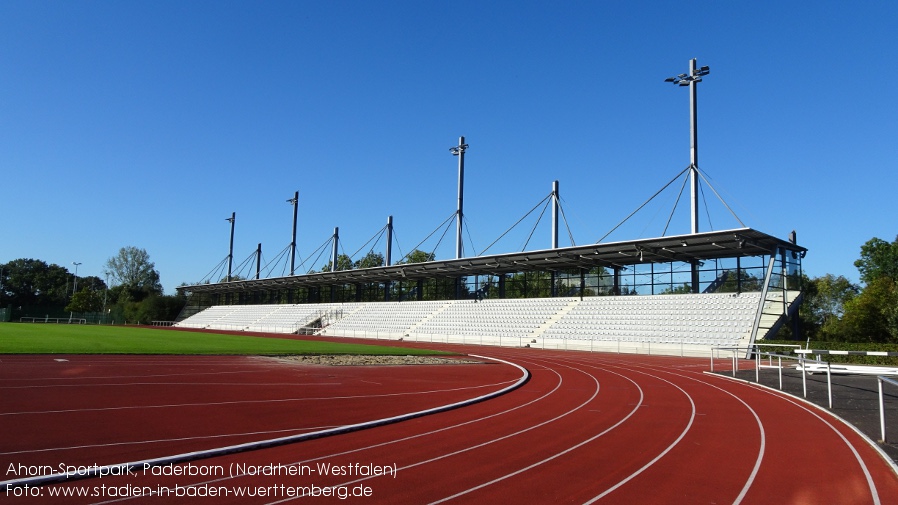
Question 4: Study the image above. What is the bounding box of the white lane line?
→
[2,355,529,491]
[710,374,882,505]
[263,357,624,505]
[94,356,561,504]
[582,374,695,504]
[0,426,340,456]
[584,358,766,505]
[428,362,645,505]
[0,370,262,382]
[0,382,341,389]
[0,380,518,416]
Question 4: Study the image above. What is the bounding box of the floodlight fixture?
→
[450,136,468,260]
[225,212,235,281]
[287,191,299,275]
[665,58,710,237]
[72,262,82,296]
[665,64,710,86]
[449,142,468,156]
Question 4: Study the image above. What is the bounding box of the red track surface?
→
[3,340,898,504]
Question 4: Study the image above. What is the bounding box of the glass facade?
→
[185,247,803,307]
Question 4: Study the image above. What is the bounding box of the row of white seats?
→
[179,294,763,344]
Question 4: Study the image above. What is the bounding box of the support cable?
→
[557,197,577,246]
[302,237,334,273]
[597,165,691,243]
[463,215,477,258]
[430,214,456,259]
[398,212,455,263]
[392,230,405,265]
[700,180,714,231]
[200,256,229,284]
[348,225,387,262]
[662,170,691,236]
[522,198,551,251]
[259,244,292,278]
[337,238,349,271]
[231,249,261,280]
[479,193,553,256]
[696,168,746,228]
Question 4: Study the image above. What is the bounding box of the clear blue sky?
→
[2,1,896,292]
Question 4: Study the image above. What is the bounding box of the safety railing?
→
[877,376,898,443]
[712,345,833,408]
[20,317,86,324]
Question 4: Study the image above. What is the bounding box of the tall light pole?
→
[72,262,82,295]
[226,212,235,282]
[287,191,299,275]
[103,272,109,323]
[665,58,710,235]
[69,261,81,322]
[449,136,468,260]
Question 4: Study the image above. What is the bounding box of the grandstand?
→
[176,227,806,357]
[176,290,799,357]
[176,74,807,357]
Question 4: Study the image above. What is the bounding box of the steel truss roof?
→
[178,228,805,295]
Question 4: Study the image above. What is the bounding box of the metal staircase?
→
[746,250,804,354]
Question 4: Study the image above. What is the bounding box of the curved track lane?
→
[5,343,898,504]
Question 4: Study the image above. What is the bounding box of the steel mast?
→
[449,136,468,259]
[665,58,710,234]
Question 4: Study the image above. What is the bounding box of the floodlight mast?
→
[665,58,710,235]
[287,191,299,275]
[385,215,393,301]
[331,227,340,272]
[385,215,393,267]
[72,262,82,295]
[226,212,235,282]
[552,180,560,249]
[449,136,468,259]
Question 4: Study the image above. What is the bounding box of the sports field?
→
[0,323,447,356]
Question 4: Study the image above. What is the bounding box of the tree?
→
[320,254,353,272]
[715,270,764,293]
[0,259,70,309]
[838,276,898,343]
[821,235,898,343]
[111,293,184,324]
[79,275,107,292]
[810,274,859,323]
[854,236,898,285]
[355,251,384,269]
[104,247,162,301]
[65,288,103,313]
[399,250,436,264]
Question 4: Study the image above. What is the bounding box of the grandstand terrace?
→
[177,228,806,357]
[177,68,807,357]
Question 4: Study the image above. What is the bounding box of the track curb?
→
[2,354,529,489]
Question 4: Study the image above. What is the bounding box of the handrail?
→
[712,345,832,408]
[877,376,898,443]
[747,255,777,355]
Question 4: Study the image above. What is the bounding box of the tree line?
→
[0,246,184,324]
[2,236,897,341]
[793,236,898,343]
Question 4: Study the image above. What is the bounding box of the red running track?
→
[3,342,898,504]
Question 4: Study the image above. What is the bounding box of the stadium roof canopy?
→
[179,227,805,295]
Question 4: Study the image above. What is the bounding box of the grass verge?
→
[0,323,446,356]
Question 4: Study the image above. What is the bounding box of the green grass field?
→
[0,323,447,356]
